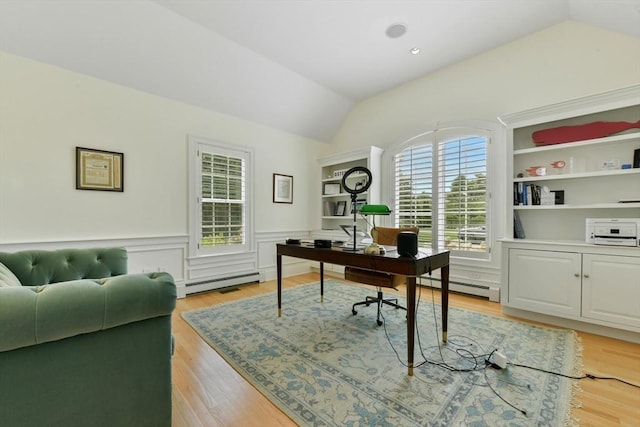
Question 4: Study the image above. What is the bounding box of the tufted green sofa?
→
[0,247,176,427]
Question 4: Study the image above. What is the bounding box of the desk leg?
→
[277,253,282,317]
[406,276,416,376]
[320,262,324,302]
[441,264,449,343]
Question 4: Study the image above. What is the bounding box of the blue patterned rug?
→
[182,280,581,426]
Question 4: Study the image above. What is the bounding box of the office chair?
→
[345,226,419,326]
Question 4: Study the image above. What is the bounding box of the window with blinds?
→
[393,128,489,257]
[200,152,245,249]
[189,136,253,257]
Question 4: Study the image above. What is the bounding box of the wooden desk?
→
[276,243,450,376]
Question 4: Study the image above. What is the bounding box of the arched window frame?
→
[385,121,499,261]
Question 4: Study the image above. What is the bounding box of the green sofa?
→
[0,247,176,427]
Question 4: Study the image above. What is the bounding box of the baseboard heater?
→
[418,276,500,302]
[186,272,260,295]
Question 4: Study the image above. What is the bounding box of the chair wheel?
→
[377,320,383,326]
[352,309,357,315]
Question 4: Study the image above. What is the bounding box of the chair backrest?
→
[375,226,419,246]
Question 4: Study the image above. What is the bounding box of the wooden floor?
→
[171,273,640,427]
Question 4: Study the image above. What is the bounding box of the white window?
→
[189,135,253,256]
[392,125,491,259]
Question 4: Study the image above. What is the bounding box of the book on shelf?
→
[513,211,526,239]
[323,201,336,216]
[514,182,542,206]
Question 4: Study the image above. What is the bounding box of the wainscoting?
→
[0,231,313,299]
[0,231,501,301]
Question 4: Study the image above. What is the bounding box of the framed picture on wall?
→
[273,173,293,204]
[76,147,124,192]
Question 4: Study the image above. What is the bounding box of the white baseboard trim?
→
[503,306,640,344]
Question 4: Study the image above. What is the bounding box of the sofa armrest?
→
[0,272,176,352]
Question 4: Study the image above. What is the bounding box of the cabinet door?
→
[508,249,581,317]
[582,254,640,328]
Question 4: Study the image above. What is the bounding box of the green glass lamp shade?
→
[359,204,391,215]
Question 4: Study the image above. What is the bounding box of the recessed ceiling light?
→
[410,47,421,55]
[386,23,407,39]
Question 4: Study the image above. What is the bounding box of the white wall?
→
[0,51,322,243]
[0,51,323,294]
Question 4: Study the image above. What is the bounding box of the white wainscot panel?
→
[257,230,311,282]
[0,236,189,297]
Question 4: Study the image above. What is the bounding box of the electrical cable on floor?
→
[376,265,639,418]
[507,361,640,389]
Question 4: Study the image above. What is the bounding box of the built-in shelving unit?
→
[499,85,640,341]
[317,146,383,232]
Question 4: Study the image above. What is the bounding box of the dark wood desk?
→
[276,243,450,376]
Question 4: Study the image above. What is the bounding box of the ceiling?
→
[1,1,639,142]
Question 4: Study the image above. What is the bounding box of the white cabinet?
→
[508,248,581,317]
[317,146,383,232]
[504,243,640,333]
[582,253,640,328]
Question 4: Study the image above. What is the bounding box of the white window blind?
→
[189,135,253,257]
[200,151,245,249]
[393,128,489,257]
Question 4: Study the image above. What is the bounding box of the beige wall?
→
[327,21,640,156]
[0,52,322,243]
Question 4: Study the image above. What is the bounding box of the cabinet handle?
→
[583,274,590,278]
[574,273,580,277]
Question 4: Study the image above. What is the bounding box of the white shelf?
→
[513,168,640,182]
[514,202,640,210]
[322,191,368,198]
[322,173,369,182]
[513,131,640,155]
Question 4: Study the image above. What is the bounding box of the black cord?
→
[508,361,640,389]
[377,266,639,421]
[483,363,528,416]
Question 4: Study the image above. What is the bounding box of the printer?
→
[586,218,640,247]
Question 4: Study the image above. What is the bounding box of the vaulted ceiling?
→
[1,1,639,142]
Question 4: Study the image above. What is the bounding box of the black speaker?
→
[397,232,418,257]
[634,148,640,168]
[314,239,332,248]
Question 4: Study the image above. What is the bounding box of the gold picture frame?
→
[273,173,293,204]
[76,147,124,192]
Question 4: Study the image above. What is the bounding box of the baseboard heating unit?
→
[186,272,260,295]
[420,277,500,302]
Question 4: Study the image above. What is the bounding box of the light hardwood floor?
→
[171,273,640,426]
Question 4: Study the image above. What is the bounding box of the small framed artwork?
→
[273,173,293,204]
[323,183,341,195]
[76,147,124,192]
[335,200,347,216]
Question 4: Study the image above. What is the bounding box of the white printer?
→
[586,218,640,247]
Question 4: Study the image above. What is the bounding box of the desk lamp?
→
[360,204,391,254]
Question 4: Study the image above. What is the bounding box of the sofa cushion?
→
[0,262,21,287]
[0,247,127,286]
[0,272,176,352]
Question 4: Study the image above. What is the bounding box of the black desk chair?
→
[345,226,419,326]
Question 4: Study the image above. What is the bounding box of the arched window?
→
[390,123,495,260]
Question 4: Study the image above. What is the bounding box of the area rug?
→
[182,280,581,426]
